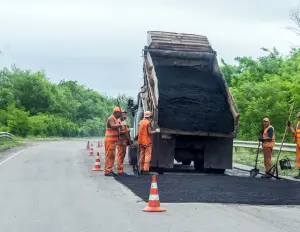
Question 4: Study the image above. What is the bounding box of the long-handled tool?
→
[266,102,295,180]
[116,98,122,140]
[250,141,261,177]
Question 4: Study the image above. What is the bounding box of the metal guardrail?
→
[0,132,14,140]
[233,140,296,152]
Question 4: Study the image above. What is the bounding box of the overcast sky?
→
[1,0,300,98]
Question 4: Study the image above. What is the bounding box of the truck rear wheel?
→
[194,159,204,172]
[213,168,225,174]
[182,160,192,165]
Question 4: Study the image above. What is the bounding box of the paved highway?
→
[0,140,300,232]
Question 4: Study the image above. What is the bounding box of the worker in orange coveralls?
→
[104,107,122,176]
[287,112,300,179]
[259,117,275,179]
[138,111,155,174]
[116,111,132,175]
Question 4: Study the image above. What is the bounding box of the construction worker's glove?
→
[286,120,291,127]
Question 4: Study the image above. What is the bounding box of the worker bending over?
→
[259,118,275,178]
[138,111,155,174]
[104,107,122,176]
[287,112,300,179]
[117,111,132,175]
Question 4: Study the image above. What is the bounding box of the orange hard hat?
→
[113,107,122,112]
[144,111,151,117]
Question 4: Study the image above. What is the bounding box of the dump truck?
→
[127,31,239,173]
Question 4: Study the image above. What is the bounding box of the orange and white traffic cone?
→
[88,144,94,156]
[143,175,166,212]
[97,141,101,148]
[86,141,90,150]
[92,152,103,171]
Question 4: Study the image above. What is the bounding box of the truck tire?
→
[213,168,225,174]
[182,160,192,165]
[194,159,204,172]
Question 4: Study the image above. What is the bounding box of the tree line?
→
[0,66,130,137]
[1,47,300,141]
[221,47,300,142]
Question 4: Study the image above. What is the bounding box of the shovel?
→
[249,141,261,177]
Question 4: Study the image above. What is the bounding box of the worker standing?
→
[287,112,300,179]
[104,107,122,176]
[259,118,275,178]
[138,111,154,174]
[116,111,132,175]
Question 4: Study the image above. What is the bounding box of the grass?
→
[233,147,299,177]
[0,139,25,152]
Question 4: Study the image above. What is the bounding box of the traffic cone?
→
[86,141,90,150]
[88,144,94,156]
[97,141,101,148]
[92,152,103,171]
[143,175,166,212]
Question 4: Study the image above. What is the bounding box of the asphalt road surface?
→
[0,139,300,232]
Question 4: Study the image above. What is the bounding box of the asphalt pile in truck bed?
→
[155,65,234,134]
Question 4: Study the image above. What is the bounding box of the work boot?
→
[117,172,128,176]
[261,174,272,179]
[141,171,151,175]
[105,172,117,177]
[294,171,300,179]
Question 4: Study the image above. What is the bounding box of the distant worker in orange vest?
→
[287,112,300,179]
[104,107,122,176]
[138,111,154,174]
[116,111,132,175]
[259,117,275,178]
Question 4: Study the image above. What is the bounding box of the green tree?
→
[221,47,300,142]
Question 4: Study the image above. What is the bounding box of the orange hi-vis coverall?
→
[117,119,130,174]
[262,125,275,175]
[294,121,300,168]
[138,119,152,172]
[104,115,119,174]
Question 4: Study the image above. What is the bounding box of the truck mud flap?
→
[151,133,175,169]
[203,137,233,169]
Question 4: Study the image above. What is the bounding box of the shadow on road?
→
[115,168,300,205]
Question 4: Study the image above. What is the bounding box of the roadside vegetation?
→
[0,138,24,152]
[221,47,300,143]
[0,66,131,139]
[233,148,298,177]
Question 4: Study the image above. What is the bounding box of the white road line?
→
[0,149,25,166]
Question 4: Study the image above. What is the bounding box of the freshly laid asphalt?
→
[0,139,300,232]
